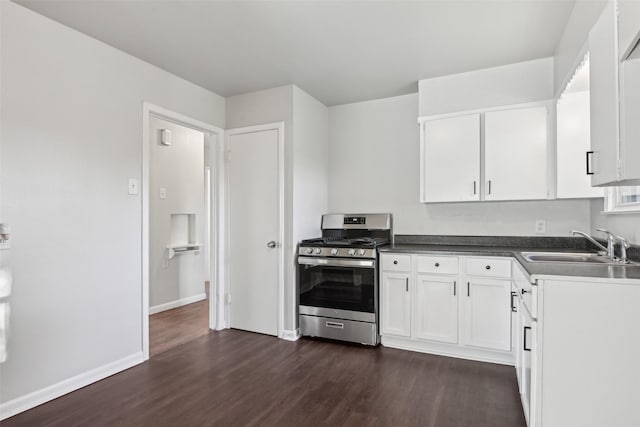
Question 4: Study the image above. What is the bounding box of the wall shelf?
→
[166,243,202,259]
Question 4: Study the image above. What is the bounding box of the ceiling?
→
[15,0,577,106]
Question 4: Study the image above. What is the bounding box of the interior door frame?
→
[142,102,225,361]
[224,122,285,338]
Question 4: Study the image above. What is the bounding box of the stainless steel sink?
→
[520,251,611,264]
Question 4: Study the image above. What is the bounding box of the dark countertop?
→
[380,235,640,281]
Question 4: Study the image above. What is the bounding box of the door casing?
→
[142,102,225,361]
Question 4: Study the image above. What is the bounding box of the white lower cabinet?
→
[380,272,411,337]
[463,278,512,352]
[522,276,640,427]
[413,274,458,344]
[380,253,513,364]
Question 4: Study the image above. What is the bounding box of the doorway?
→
[142,103,224,360]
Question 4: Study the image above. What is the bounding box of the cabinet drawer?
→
[465,257,511,278]
[381,254,411,272]
[416,255,458,275]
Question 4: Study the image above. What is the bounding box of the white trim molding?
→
[149,293,207,315]
[280,328,301,341]
[0,352,144,421]
[142,102,225,360]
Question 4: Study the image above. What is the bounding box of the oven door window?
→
[299,263,375,313]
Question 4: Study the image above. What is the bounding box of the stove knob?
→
[358,249,366,256]
[314,248,321,254]
[348,249,356,256]
[305,248,313,255]
[330,248,339,255]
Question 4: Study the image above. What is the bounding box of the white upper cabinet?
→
[485,106,549,201]
[589,0,640,186]
[421,114,480,202]
[420,104,549,203]
[555,57,604,199]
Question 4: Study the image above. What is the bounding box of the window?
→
[605,185,640,213]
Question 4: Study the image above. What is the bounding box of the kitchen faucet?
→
[571,230,609,256]
[571,229,631,263]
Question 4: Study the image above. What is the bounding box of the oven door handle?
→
[297,257,375,268]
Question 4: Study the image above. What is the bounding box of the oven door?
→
[298,256,377,322]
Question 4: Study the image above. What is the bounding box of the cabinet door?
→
[463,278,512,351]
[485,106,548,201]
[511,285,523,393]
[413,274,458,344]
[422,114,480,202]
[519,306,536,427]
[589,0,621,185]
[380,272,411,337]
[556,91,604,198]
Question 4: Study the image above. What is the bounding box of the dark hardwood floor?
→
[4,330,525,427]
[149,297,209,357]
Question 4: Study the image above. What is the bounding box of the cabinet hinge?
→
[617,158,623,178]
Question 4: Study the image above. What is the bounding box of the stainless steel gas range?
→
[297,213,392,346]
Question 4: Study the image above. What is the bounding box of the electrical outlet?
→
[535,220,546,234]
[159,187,167,199]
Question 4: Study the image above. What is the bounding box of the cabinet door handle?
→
[406,277,409,292]
[586,151,594,175]
[487,180,492,195]
[435,262,440,267]
[485,265,491,270]
[393,260,398,265]
[473,181,477,195]
[523,326,532,351]
[467,282,470,297]
[511,291,518,312]
[453,281,457,296]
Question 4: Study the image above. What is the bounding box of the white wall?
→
[149,117,206,311]
[329,93,592,236]
[0,1,225,407]
[553,0,607,96]
[418,58,554,116]
[292,86,329,317]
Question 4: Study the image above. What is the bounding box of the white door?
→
[463,278,512,351]
[485,106,548,201]
[413,274,458,344]
[380,272,411,337]
[227,127,280,336]
[422,114,480,202]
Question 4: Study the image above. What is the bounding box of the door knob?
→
[267,241,277,248]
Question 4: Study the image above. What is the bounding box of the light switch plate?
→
[159,187,167,199]
[535,220,546,234]
[128,178,139,195]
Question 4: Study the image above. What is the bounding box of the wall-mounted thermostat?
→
[160,129,172,146]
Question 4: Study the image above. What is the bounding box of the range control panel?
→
[343,216,366,225]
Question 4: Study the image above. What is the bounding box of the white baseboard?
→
[0,351,144,421]
[279,328,301,341]
[149,293,207,315]
[381,335,515,366]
